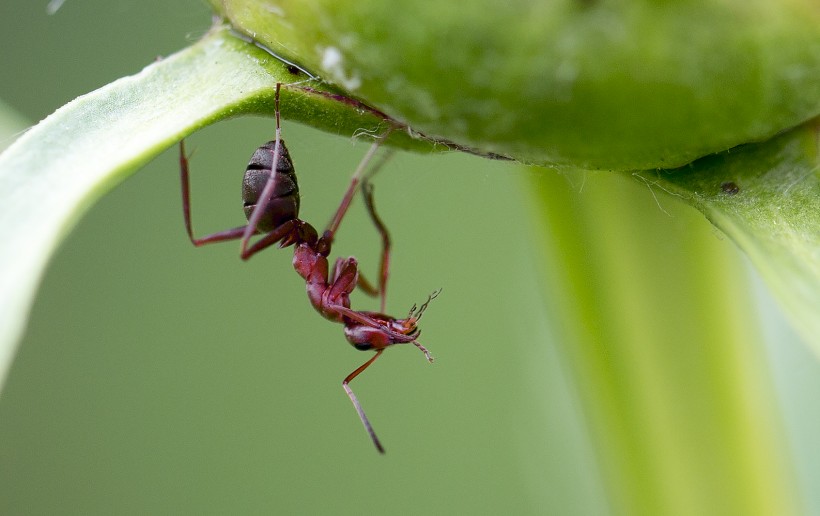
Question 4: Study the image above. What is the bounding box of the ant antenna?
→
[408,289,440,363]
[409,288,442,321]
[412,340,435,363]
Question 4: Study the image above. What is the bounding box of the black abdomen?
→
[242,139,300,232]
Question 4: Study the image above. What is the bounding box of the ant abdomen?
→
[242,140,300,232]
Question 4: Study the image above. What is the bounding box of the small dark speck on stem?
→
[721,181,740,195]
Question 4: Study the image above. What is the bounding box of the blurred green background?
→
[1,1,818,515]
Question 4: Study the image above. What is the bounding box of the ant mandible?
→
[178,83,438,453]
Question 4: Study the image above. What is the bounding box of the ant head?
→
[390,318,421,341]
[383,317,433,363]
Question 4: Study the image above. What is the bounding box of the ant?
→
[178,83,438,453]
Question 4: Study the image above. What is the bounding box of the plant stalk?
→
[528,170,799,515]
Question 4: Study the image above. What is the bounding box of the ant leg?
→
[360,164,393,312]
[240,82,285,258]
[354,275,380,298]
[343,349,386,454]
[240,220,300,259]
[326,144,395,309]
[327,256,359,302]
[179,140,249,245]
[324,130,392,238]
[352,181,390,310]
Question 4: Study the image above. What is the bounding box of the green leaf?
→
[0,24,435,391]
[212,0,820,170]
[652,120,819,349]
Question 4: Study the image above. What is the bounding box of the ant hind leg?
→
[359,165,394,313]
[240,83,286,258]
[179,139,250,246]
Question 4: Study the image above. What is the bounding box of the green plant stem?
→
[529,171,799,515]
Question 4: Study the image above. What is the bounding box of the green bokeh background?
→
[1,1,818,515]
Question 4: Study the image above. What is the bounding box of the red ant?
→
[178,83,438,453]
